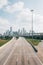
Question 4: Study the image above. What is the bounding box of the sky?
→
[0,0,43,34]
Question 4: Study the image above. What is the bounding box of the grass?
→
[0,39,10,47]
[0,38,41,46]
[26,38,41,46]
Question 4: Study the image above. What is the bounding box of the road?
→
[37,40,43,63]
[1,37,42,65]
[0,37,16,65]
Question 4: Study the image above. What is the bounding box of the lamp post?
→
[31,10,34,41]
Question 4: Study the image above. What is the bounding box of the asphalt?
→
[0,37,16,65]
[0,37,42,65]
[0,37,43,65]
[37,40,43,63]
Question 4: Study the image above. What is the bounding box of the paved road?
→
[2,37,43,65]
[37,40,43,63]
[0,37,16,65]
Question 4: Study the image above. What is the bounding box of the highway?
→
[0,37,16,65]
[0,37,42,65]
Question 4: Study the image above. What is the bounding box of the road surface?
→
[0,37,16,65]
[1,37,42,65]
[37,40,43,63]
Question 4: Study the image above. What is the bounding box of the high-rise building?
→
[6,30,10,36]
[22,28,26,35]
[9,27,13,36]
[10,27,12,32]
[18,29,21,35]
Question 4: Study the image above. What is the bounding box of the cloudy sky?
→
[0,0,43,34]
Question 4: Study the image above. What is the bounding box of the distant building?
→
[6,30,10,36]
[9,27,13,36]
[22,28,26,35]
[10,27,12,32]
[3,27,13,37]
[29,30,35,36]
[13,31,18,37]
[0,34,2,37]
[18,29,21,35]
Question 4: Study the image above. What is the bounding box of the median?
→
[26,38,41,46]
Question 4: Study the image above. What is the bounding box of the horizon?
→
[1,27,43,35]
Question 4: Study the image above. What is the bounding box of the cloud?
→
[4,1,24,13]
[16,8,31,23]
[0,17,10,33]
[33,14,43,32]
[0,1,43,33]
[0,0,8,9]
[16,9,43,32]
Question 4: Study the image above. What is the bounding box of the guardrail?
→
[29,41,38,52]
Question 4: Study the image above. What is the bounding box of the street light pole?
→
[31,10,34,41]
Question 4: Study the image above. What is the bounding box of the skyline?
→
[0,0,43,33]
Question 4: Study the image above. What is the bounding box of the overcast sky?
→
[0,0,43,34]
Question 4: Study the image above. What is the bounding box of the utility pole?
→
[31,10,34,41]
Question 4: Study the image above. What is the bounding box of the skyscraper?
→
[10,27,12,32]
[9,27,13,36]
